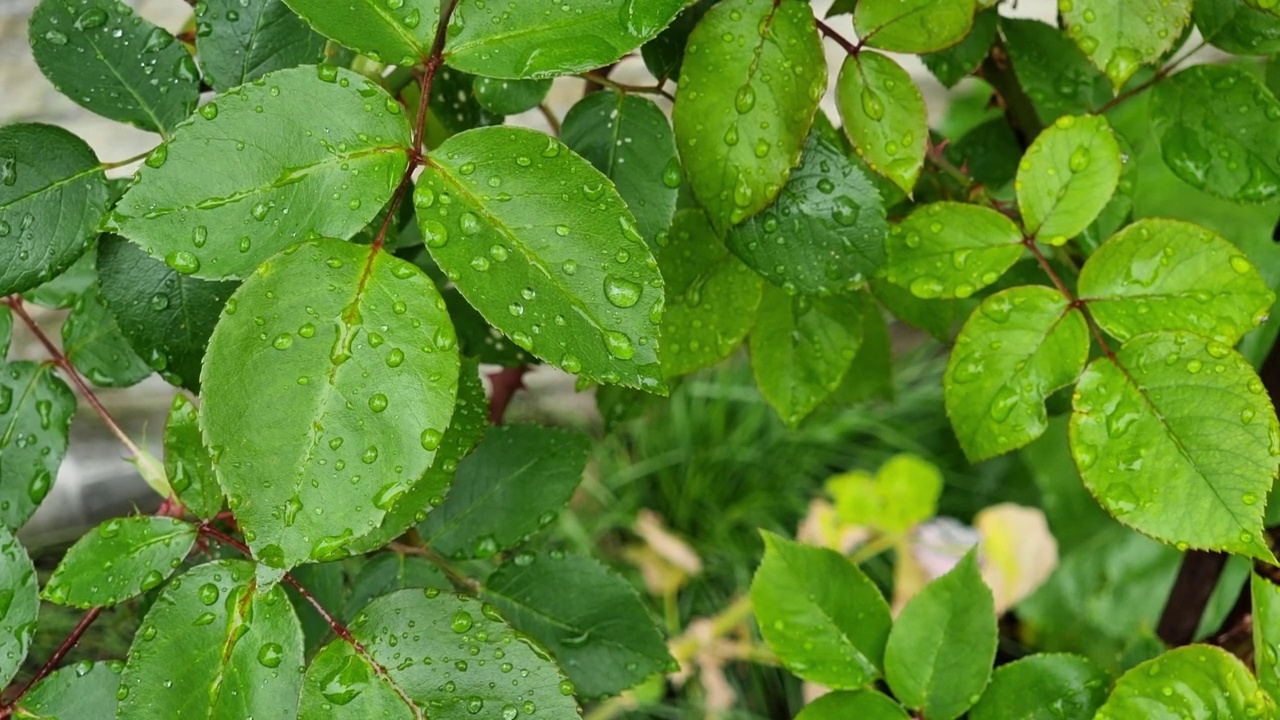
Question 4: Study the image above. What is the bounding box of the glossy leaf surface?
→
[197,0,327,91]
[0,362,75,529]
[853,0,977,53]
[836,52,927,194]
[1000,18,1110,125]
[472,77,552,116]
[1094,645,1274,719]
[61,285,152,388]
[882,202,1023,299]
[1195,0,1280,55]
[1061,0,1192,89]
[796,691,910,720]
[164,394,222,519]
[281,0,438,66]
[14,660,122,720]
[922,9,997,88]
[0,524,38,688]
[969,654,1110,720]
[43,517,197,608]
[1017,114,1122,245]
[344,554,449,621]
[0,308,9,359]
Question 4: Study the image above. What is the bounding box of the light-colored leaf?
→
[1094,645,1275,719]
[854,0,977,53]
[836,51,927,194]
[1017,114,1122,246]
[881,202,1023,300]
[1061,0,1193,90]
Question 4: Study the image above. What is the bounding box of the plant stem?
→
[1097,40,1206,115]
[815,18,859,56]
[578,73,674,100]
[487,366,529,425]
[538,103,562,135]
[101,149,151,170]
[387,541,479,593]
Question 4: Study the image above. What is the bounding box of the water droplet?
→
[860,88,885,120]
[603,331,635,360]
[198,102,218,120]
[362,446,379,464]
[1069,145,1092,172]
[662,158,682,188]
[369,393,388,413]
[422,220,448,247]
[603,276,642,308]
[144,145,168,168]
[149,293,170,311]
[43,30,68,45]
[198,583,219,606]
[420,428,443,451]
[257,643,283,668]
[140,570,164,591]
[734,84,756,114]
[459,212,481,236]
[317,64,339,83]
[561,259,578,275]
[165,252,200,275]
[250,202,269,221]
[451,611,474,633]
[74,8,108,30]
[272,334,293,350]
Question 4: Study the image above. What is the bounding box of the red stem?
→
[487,366,529,425]
[816,18,860,55]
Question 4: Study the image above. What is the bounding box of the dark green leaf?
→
[0,124,108,296]
[201,239,458,580]
[854,0,977,54]
[0,362,75,529]
[1196,0,1280,55]
[884,551,996,720]
[969,654,1110,720]
[0,307,9,359]
[1150,64,1280,203]
[117,559,305,719]
[97,235,237,393]
[921,9,997,88]
[870,279,970,341]
[752,532,892,688]
[298,590,579,718]
[944,118,1022,189]
[657,209,762,376]
[420,424,589,559]
[415,126,665,391]
[1071,332,1278,560]
[641,0,717,80]
[673,0,826,230]
[112,66,412,280]
[164,394,222,519]
[1253,573,1280,699]
[281,0,438,66]
[727,113,887,296]
[1018,114,1123,246]
[1000,18,1111,125]
[344,553,449,623]
[29,0,198,134]
[61,285,152,388]
[472,77,552,116]
[0,524,38,688]
[197,0,327,91]
[484,552,674,699]
[881,202,1023,299]
[827,300,894,404]
[795,690,910,720]
[440,286,535,367]
[836,52,927,194]
[1061,0,1192,90]
[561,90,679,248]
[21,247,97,310]
[14,660,122,720]
[1094,645,1274,719]
[42,517,197,608]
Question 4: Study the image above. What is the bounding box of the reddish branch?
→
[815,18,860,56]
[487,366,529,424]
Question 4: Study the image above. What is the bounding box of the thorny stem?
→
[815,18,860,56]
[0,608,102,713]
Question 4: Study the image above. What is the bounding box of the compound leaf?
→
[969,654,1110,720]
[1094,645,1274,720]
[196,0,328,91]
[1061,0,1192,90]
[854,0,977,54]
[42,517,197,609]
[164,394,222,519]
[0,362,75,529]
[881,202,1023,300]
[835,51,927,194]
[282,0,438,66]
[1017,114,1122,246]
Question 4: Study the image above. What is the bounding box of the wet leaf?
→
[164,394,222,520]
[197,0,327,91]
[42,517,197,609]
[0,362,75,529]
[0,523,38,688]
[472,77,552,116]
[344,553,449,623]
[1195,0,1280,55]
[881,202,1023,300]
[1254,573,1280,699]
[969,654,1110,720]
[796,691,910,720]
[854,0,977,54]
[999,17,1111,125]
[14,660,122,720]
[1017,114,1123,246]
[1094,645,1274,719]
[836,52,927,194]
[921,9,997,88]
[1061,0,1192,90]
[282,0,438,66]
[61,285,152,388]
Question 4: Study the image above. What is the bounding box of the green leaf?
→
[1195,0,1280,55]
[414,126,665,391]
[0,362,75,529]
[14,660,122,720]
[884,551,996,720]
[945,118,1022,189]
[1070,331,1279,560]
[97,235,238,393]
[285,561,347,654]
[61,285,152,388]
[827,301,894,405]
[999,18,1111,126]
[836,52,926,195]
[0,524,38,688]
[118,559,305,719]
[750,285,864,427]
[641,0,716,81]
[196,0,327,91]
[1061,0,1192,90]
[1017,114,1123,245]
[672,0,826,230]
[164,394,222,519]
[420,424,589,559]
[921,9,997,88]
[726,113,888,296]
[483,552,674,699]
[440,287,535,367]
[443,0,687,79]
[1150,64,1280,204]
[1246,0,1280,16]
[1254,573,1280,699]
[1078,219,1274,344]
[22,247,98,310]
[0,307,9,359]
[882,202,1023,300]
[472,77,553,116]
[1094,645,1274,719]
[854,0,977,53]
[657,209,762,377]
[795,691,910,720]
[344,553,449,623]
[752,532,892,688]
[870,279,970,341]
[42,517,197,608]
[201,239,458,580]
[945,287,1089,461]
[828,454,943,534]
[281,0,438,66]
[561,90,679,248]
[0,124,109,296]
[299,590,579,718]
[969,654,1110,720]
[112,65,412,280]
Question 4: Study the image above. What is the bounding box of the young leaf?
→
[118,559,305,719]
[298,591,579,718]
[97,235,238,393]
[796,690,910,720]
[1061,0,1192,90]
[835,51,927,194]
[61,285,152,388]
[201,240,459,580]
[164,394,222,519]
[419,425,589,559]
[1151,65,1280,204]
[1070,332,1279,560]
[726,113,888,297]
[969,654,1110,720]
[0,124,109,296]
[828,454,943,534]
[1195,0,1280,55]
[750,285,864,427]
[14,660,122,720]
[853,0,977,54]
[414,126,665,391]
[28,0,198,134]
[196,0,327,91]
[112,65,412,280]
[42,517,197,608]
[1078,219,1274,345]
[0,523,38,689]
[999,18,1111,126]
[1093,645,1274,719]
[0,362,75,529]
[921,9,997,88]
[443,0,687,79]
[753,533,891,687]
[281,0,438,66]
[672,0,826,230]
[344,554,449,622]
[472,77,553,116]
[884,551,997,720]
[881,202,1024,299]
[946,287,1089,461]
[561,90,679,248]
[658,209,762,377]
[1017,115,1122,246]
[483,553,675,699]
